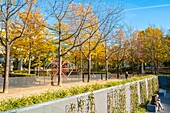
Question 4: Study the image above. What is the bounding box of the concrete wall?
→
[158,76,170,88]
[3,77,157,113]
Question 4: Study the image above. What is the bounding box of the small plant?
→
[88,93,96,113]
[130,83,139,113]
[65,102,76,113]
[107,90,113,113]
[112,87,126,113]
[140,81,147,105]
[148,79,153,99]
[152,77,159,94]
[77,97,86,112]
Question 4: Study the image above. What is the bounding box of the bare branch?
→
[8,1,28,19]
[0,37,6,47]
[0,3,6,19]
[60,15,86,42]
[10,1,33,45]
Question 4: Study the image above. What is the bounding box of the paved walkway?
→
[148,90,170,113]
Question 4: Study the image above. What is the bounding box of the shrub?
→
[9,73,36,77]
[12,70,28,73]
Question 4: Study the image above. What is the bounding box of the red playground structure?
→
[45,58,74,85]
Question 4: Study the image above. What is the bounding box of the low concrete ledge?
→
[159,89,166,97]
[147,102,157,112]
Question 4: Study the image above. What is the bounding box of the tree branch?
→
[10,0,33,45]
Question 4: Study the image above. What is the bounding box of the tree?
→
[161,34,170,56]
[43,1,94,85]
[81,29,101,82]
[0,0,34,93]
[110,29,128,78]
[78,1,123,82]
[138,27,166,74]
[125,26,142,75]
[16,8,50,74]
[91,42,105,72]
[42,0,121,84]
[104,26,123,80]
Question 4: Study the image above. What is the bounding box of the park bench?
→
[159,89,166,97]
[147,102,157,112]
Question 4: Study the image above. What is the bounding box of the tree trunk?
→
[18,58,23,70]
[105,59,108,80]
[150,63,153,74]
[80,51,83,81]
[37,66,40,77]
[58,55,62,85]
[105,38,108,80]
[141,62,145,74]
[58,20,62,86]
[116,65,120,79]
[28,57,31,74]
[3,44,10,93]
[28,42,32,74]
[87,55,91,82]
[153,61,157,75]
[94,56,97,72]
[156,60,159,74]
[74,56,77,71]
[131,62,134,75]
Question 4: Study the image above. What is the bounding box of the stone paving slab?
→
[148,90,170,113]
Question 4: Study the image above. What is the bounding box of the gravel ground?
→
[0,78,122,101]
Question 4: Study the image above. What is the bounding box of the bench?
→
[147,102,157,112]
[159,89,166,97]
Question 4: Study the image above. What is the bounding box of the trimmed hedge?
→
[0,70,36,77]
[9,73,36,77]
[1,73,36,77]
[12,70,28,73]
[0,75,155,112]
[0,70,28,74]
[157,74,170,76]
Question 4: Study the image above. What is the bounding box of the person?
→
[125,72,128,79]
[151,94,164,111]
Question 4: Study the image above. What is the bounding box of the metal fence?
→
[0,74,111,89]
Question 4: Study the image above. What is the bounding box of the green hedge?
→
[0,70,3,74]
[157,74,170,76]
[0,70,36,77]
[9,73,36,77]
[0,70,28,74]
[0,75,155,112]
[1,73,36,77]
[12,70,28,73]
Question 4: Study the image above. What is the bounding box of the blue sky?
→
[120,0,170,31]
[40,0,170,32]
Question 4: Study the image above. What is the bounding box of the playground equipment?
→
[45,58,74,85]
